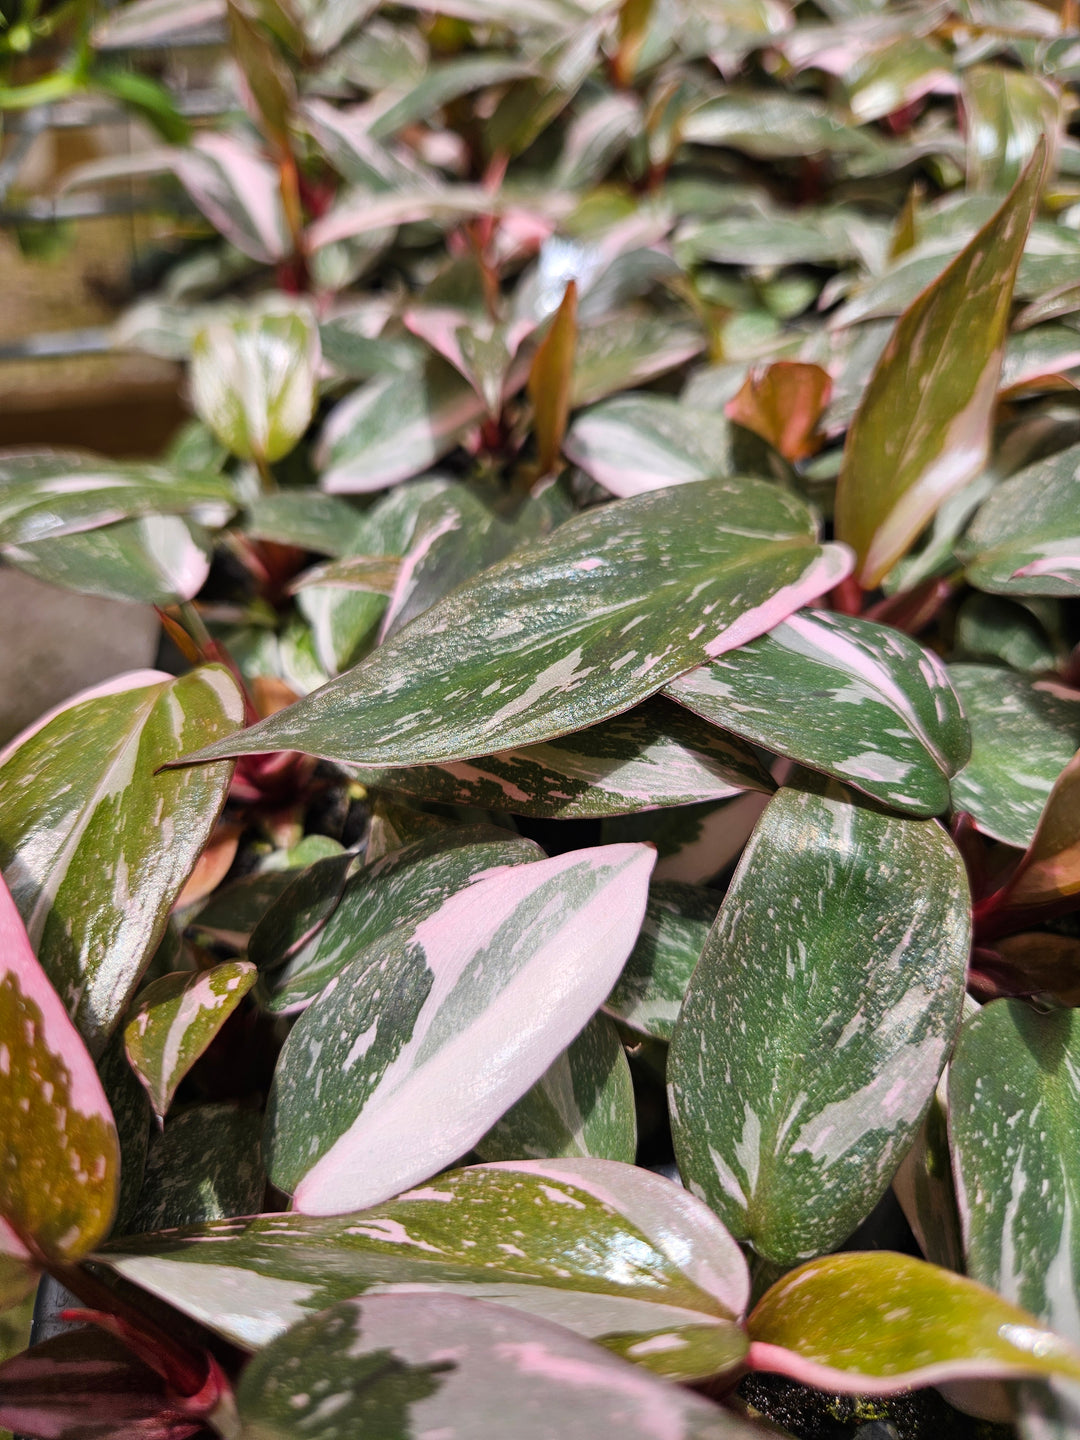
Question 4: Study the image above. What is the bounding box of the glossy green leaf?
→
[571,313,706,407]
[0,667,243,1056]
[950,1003,1080,1353]
[100,1158,750,1382]
[835,143,1044,587]
[370,54,536,141]
[476,1014,636,1163]
[255,828,540,1015]
[892,1073,964,1274]
[0,450,234,546]
[126,1103,265,1234]
[957,441,1080,598]
[964,65,1063,193]
[0,873,119,1304]
[124,962,257,1122]
[748,1251,1080,1392]
[244,492,366,556]
[954,594,1060,674]
[844,37,954,125]
[563,393,735,498]
[179,478,851,770]
[669,782,971,1266]
[683,91,878,160]
[97,1031,151,1238]
[191,302,320,466]
[350,697,773,821]
[948,665,1080,848]
[234,1292,756,1439]
[604,881,719,1041]
[266,844,654,1213]
[666,609,970,816]
[4,516,212,606]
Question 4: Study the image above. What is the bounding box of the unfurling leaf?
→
[528,279,578,475]
[0,873,118,1304]
[190,301,320,466]
[835,140,1045,587]
[724,362,832,463]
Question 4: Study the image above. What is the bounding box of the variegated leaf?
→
[666,609,970,817]
[957,441,1080,598]
[124,962,257,1121]
[172,133,290,265]
[100,1158,750,1384]
[180,478,852,769]
[266,845,655,1214]
[0,667,244,1056]
[351,698,772,820]
[476,1015,636,1163]
[244,492,366,557]
[563,393,735,497]
[190,302,320,466]
[948,665,1080,849]
[255,828,541,1015]
[126,1103,265,1234]
[604,881,719,1041]
[950,1000,1080,1359]
[748,1252,1080,1393]
[571,314,705,408]
[835,144,1044,587]
[1004,750,1080,909]
[4,515,212,606]
[669,782,970,1266]
[234,1293,758,1439]
[0,873,118,1303]
[0,450,234,546]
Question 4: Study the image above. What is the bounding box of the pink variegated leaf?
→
[266,844,655,1214]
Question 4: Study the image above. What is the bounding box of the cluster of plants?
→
[4,0,1080,1436]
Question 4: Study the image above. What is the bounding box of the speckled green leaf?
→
[235,1292,757,1439]
[669,782,970,1266]
[964,65,1063,193]
[604,881,719,1040]
[267,845,655,1214]
[4,515,212,606]
[191,302,320,466]
[244,492,366,557]
[0,450,235,546]
[666,609,970,816]
[835,145,1044,587]
[97,1032,151,1237]
[350,698,772,821]
[124,962,257,1121]
[948,665,1080,848]
[563,393,735,498]
[748,1252,1080,1393]
[0,874,119,1304]
[683,91,877,160]
[571,314,706,407]
[0,667,243,1056]
[100,1158,750,1383]
[957,442,1080,598]
[950,1000,1080,1371]
[256,829,541,1015]
[179,479,851,770]
[125,1103,265,1234]
[954,594,1060,674]
[476,1015,636,1163]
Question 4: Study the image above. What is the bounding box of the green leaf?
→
[266,845,655,1213]
[124,962,257,1122]
[669,782,971,1266]
[5,515,212,606]
[604,881,719,1041]
[0,667,244,1056]
[957,441,1080,598]
[191,302,320,466]
[892,1074,964,1274]
[571,313,706,407]
[126,1103,265,1234]
[350,697,773,821]
[529,280,578,475]
[100,1158,751,1382]
[0,874,118,1303]
[963,65,1063,193]
[954,593,1060,674]
[563,393,735,498]
[683,91,878,160]
[316,358,485,493]
[843,37,954,124]
[1004,749,1080,909]
[948,664,1080,848]
[369,54,536,141]
[178,478,851,769]
[475,1014,636,1162]
[950,1002,1080,1349]
[665,609,970,817]
[244,492,365,556]
[747,1251,1080,1392]
[835,142,1045,587]
[234,1292,756,1438]
[255,828,540,1015]
[0,450,235,546]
